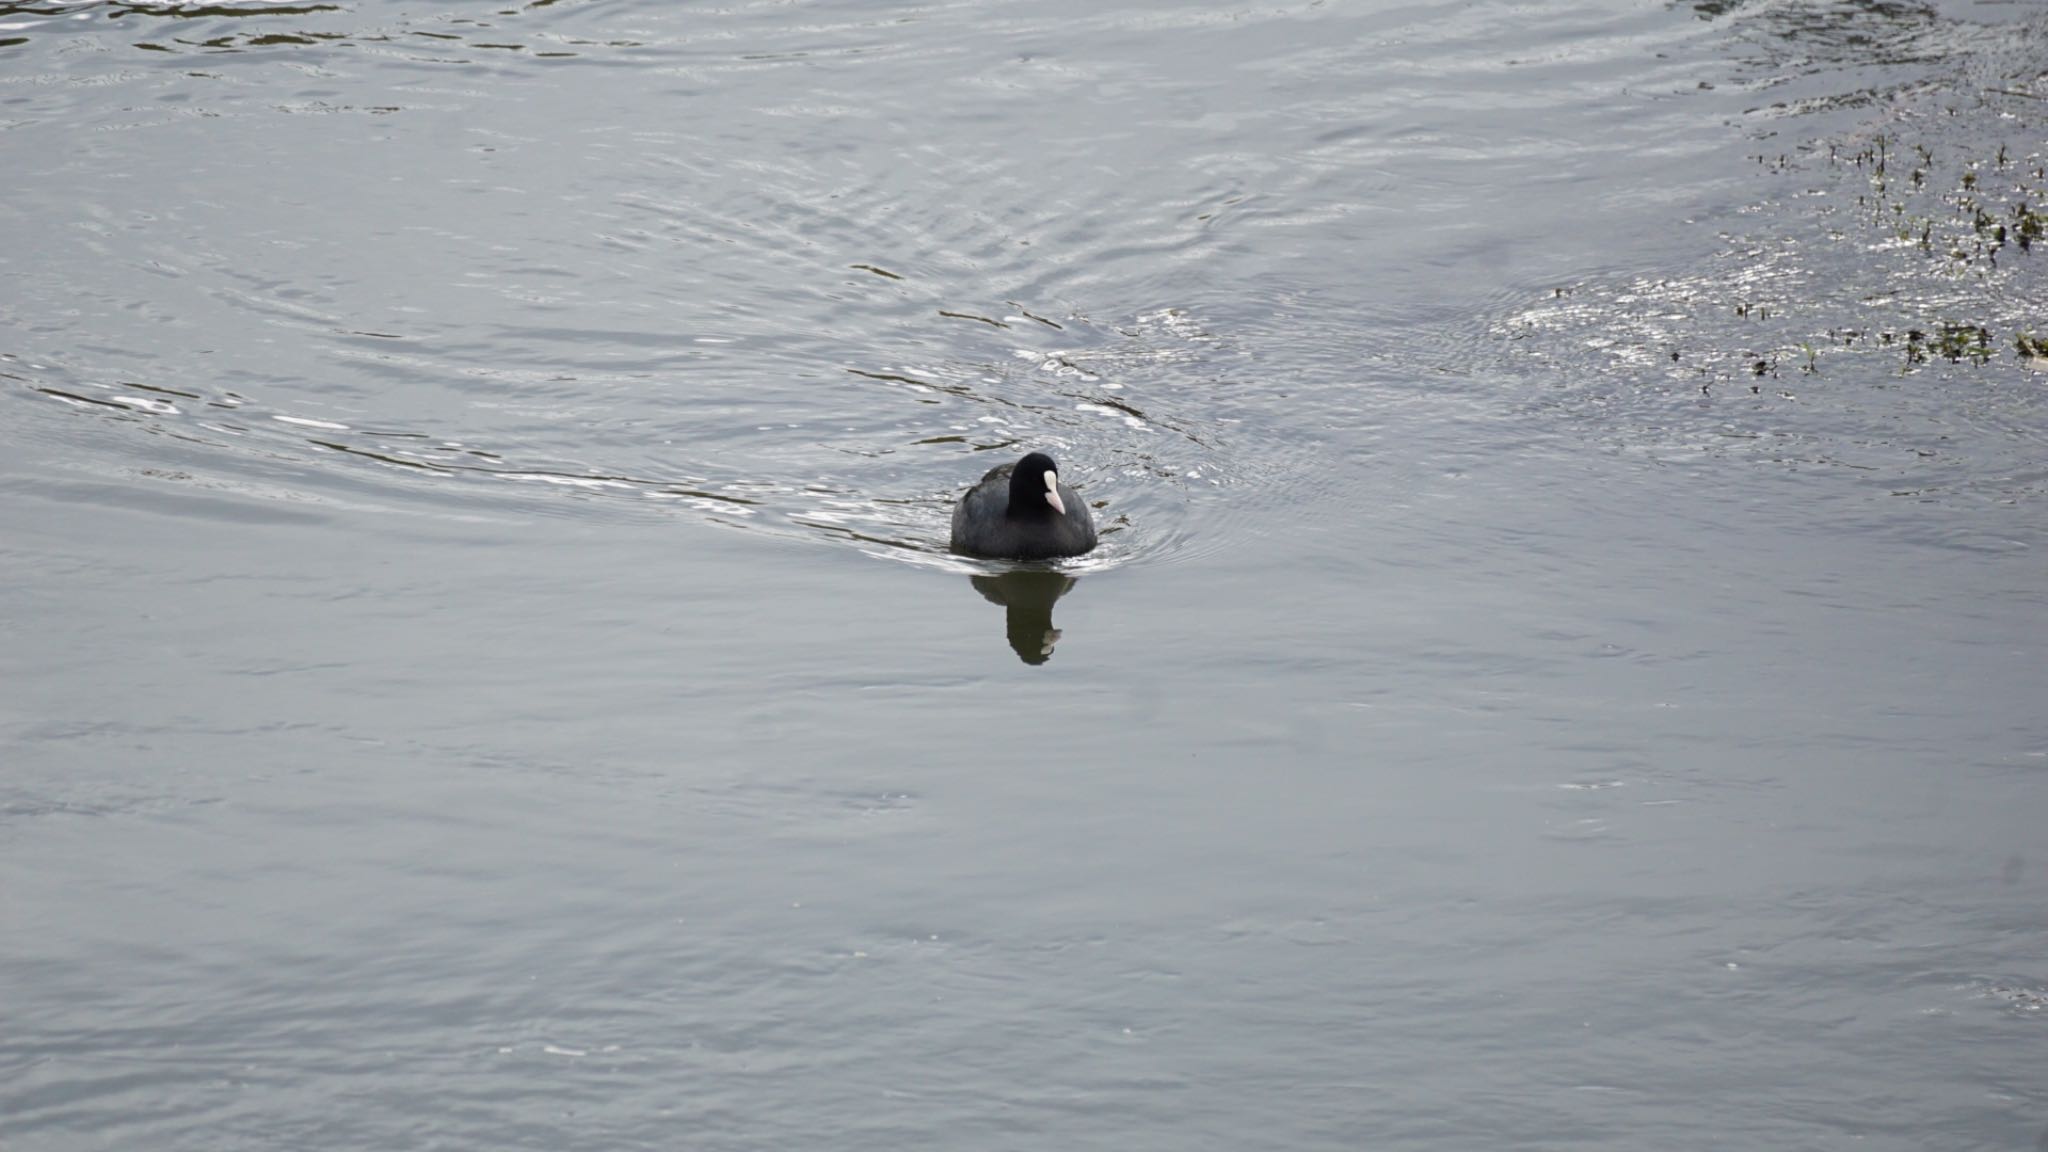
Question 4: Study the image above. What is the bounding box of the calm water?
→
[4,1,2045,1148]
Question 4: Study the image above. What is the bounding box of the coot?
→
[949,451,1097,560]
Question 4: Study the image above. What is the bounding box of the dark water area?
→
[3,1,2045,1148]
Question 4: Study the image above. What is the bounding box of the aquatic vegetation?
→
[1840,127,2045,365]
[1510,79,2046,393]
[1843,127,2048,282]
[2016,203,2046,252]
[1933,324,1994,366]
[1490,16,2045,507]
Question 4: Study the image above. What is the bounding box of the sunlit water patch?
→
[1487,1,2048,546]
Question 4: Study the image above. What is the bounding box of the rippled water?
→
[4,1,2044,1148]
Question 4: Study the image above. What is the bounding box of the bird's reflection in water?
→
[969,570,1079,665]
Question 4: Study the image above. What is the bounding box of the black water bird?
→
[949,451,1097,560]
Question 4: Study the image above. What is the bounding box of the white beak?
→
[1042,470,1065,516]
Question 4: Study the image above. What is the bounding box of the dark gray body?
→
[949,460,1098,560]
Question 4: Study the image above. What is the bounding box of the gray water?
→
[4,1,2045,1148]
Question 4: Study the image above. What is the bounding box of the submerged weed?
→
[1934,324,1994,365]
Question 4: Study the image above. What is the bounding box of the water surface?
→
[3,1,2045,1148]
